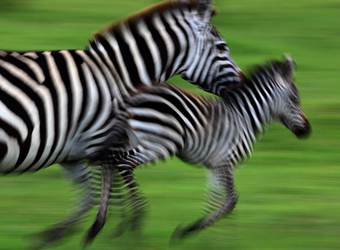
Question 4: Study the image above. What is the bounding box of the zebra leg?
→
[114,163,148,234]
[201,169,227,216]
[31,161,94,249]
[171,164,237,241]
[110,149,151,236]
[82,162,113,248]
[109,168,132,238]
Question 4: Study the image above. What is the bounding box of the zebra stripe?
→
[0,0,244,247]
[91,56,311,241]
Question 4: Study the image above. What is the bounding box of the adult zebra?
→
[0,0,244,247]
[90,56,311,244]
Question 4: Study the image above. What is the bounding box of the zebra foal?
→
[0,0,245,247]
[92,56,311,242]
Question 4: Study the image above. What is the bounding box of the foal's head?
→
[268,56,311,138]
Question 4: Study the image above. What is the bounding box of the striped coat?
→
[0,0,244,247]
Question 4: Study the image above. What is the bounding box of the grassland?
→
[0,0,339,249]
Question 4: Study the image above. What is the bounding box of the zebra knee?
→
[170,218,204,243]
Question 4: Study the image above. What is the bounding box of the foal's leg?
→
[171,163,237,239]
[111,149,152,236]
[117,163,148,232]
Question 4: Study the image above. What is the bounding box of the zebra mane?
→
[246,59,293,85]
[219,59,296,113]
[88,0,196,48]
[88,0,218,49]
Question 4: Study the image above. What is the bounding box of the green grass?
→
[0,0,340,249]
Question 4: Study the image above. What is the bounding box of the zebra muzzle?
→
[294,119,311,139]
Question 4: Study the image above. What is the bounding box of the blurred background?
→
[0,0,339,249]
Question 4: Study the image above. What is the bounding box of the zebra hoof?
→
[169,219,203,245]
[82,218,106,249]
[81,229,96,249]
[111,221,129,238]
[131,213,147,232]
[27,226,70,250]
[169,224,185,246]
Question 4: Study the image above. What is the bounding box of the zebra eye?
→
[216,44,227,53]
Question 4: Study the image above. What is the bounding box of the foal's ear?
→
[196,0,212,23]
[283,54,296,77]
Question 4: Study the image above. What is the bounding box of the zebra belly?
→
[0,125,70,173]
[0,100,88,173]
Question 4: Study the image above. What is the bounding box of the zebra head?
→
[177,0,245,95]
[270,56,311,139]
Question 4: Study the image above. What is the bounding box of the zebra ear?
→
[197,0,212,23]
[283,54,296,77]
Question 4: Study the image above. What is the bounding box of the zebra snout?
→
[294,119,311,139]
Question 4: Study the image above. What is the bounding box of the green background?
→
[0,0,339,249]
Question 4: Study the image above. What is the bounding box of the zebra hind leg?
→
[30,161,94,249]
[170,164,237,242]
[82,162,114,248]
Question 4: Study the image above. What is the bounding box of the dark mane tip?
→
[246,59,290,84]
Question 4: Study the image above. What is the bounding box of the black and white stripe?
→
[91,56,311,241]
[0,0,244,247]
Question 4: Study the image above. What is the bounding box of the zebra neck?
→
[225,79,276,137]
[87,3,193,95]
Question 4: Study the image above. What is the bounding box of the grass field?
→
[0,0,339,249]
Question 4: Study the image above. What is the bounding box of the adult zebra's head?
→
[269,56,311,139]
[178,0,245,96]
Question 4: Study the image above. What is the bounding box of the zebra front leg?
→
[82,163,114,248]
[171,164,237,241]
[31,161,94,249]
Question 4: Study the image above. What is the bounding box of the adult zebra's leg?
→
[171,164,237,240]
[82,159,114,248]
[31,161,94,249]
